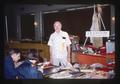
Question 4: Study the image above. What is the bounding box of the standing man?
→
[48,21,72,68]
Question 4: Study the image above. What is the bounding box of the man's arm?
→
[65,32,71,62]
[47,34,53,63]
[49,46,53,63]
[67,45,71,62]
[14,61,24,68]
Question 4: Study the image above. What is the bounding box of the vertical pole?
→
[99,13,106,30]
[16,15,21,40]
[83,37,88,47]
[5,16,9,43]
[111,5,115,35]
[39,11,43,43]
[83,5,95,47]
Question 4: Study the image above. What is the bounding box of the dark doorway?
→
[21,14,35,40]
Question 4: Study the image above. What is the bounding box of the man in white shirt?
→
[48,21,72,68]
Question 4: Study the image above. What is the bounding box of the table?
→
[76,53,115,66]
[42,66,111,79]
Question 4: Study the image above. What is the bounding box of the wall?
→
[43,6,111,44]
[4,4,113,43]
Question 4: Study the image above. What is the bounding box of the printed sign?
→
[86,31,109,37]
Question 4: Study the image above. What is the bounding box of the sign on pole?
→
[86,31,110,37]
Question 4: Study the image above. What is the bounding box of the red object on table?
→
[86,45,97,51]
[100,47,106,55]
[76,53,115,66]
[96,67,112,72]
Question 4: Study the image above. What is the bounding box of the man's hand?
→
[14,61,24,68]
[67,56,71,63]
[50,58,53,64]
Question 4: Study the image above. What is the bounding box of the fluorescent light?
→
[66,8,76,11]
[44,10,58,14]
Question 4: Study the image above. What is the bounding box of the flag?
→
[90,5,103,48]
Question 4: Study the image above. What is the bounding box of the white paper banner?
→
[86,31,110,37]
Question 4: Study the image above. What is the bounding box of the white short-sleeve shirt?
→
[48,30,71,66]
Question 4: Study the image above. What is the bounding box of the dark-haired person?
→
[27,49,44,63]
[47,21,72,69]
[16,50,43,79]
[4,48,21,79]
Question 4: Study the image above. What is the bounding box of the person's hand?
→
[16,76,19,79]
[14,61,24,68]
[67,57,71,63]
[50,59,53,64]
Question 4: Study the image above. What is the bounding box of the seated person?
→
[4,48,21,79]
[27,49,44,63]
[16,50,43,79]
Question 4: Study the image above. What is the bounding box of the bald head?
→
[53,21,62,33]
